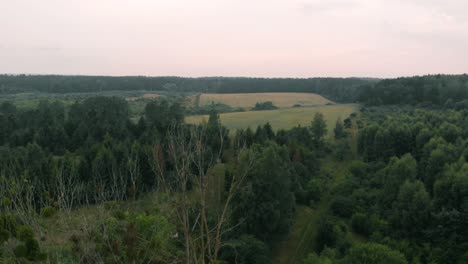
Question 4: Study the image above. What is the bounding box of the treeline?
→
[0,74,374,102]
[360,74,468,106]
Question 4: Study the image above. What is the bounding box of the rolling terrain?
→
[186,104,358,135]
[198,92,333,109]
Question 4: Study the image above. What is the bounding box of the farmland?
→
[197,92,333,109]
[186,103,358,135]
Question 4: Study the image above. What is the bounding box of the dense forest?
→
[359,74,468,106]
[0,75,374,102]
[1,74,468,263]
[3,74,468,106]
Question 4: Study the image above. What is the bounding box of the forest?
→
[0,74,468,263]
[0,75,374,103]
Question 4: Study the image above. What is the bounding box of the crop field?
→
[186,104,359,136]
[198,93,333,109]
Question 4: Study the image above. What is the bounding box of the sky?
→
[0,0,467,78]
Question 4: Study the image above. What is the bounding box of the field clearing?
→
[126,93,160,101]
[186,104,359,135]
[198,93,333,108]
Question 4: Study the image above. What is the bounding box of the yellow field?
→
[186,104,358,136]
[198,93,333,108]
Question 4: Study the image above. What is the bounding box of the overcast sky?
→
[0,0,467,78]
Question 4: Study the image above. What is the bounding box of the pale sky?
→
[1,0,467,78]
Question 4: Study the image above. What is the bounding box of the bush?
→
[220,235,270,264]
[13,226,46,261]
[16,225,35,242]
[40,206,57,218]
[14,244,28,258]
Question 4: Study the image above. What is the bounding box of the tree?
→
[252,101,278,111]
[330,196,354,218]
[379,154,417,208]
[220,235,270,264]
[334,118,346,139]
[303,252,334,264]
[144,99,184,133]
[154,123,254,263]
[351,213,373,236]
[232,143,295,242]
[311,112,327,146]
[392,180,431,239]
[345,243,407,264]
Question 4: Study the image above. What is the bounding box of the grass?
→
[198,93,332,109]
[186,104,359,136]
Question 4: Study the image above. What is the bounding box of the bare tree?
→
[154,123,254,264]
[54,161,84,213]
[127,142,141,201]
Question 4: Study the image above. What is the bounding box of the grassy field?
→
[186,104,359,136]
[198,93,333,109]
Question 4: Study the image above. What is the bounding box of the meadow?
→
[198,92,333,109]
[186,104,359,136]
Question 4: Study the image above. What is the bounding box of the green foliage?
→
[92,211,177,263]
[360,74,468,106]
[0,75,374,102]
[333,118,346,139]
[351,213,372,237]
[379,154,418,208]
[13,225,46,261]
[144,98,184,132]
[315,217,348,252]
[330,196,354,218]
[311,112,327,145]
[40,206,57,218]
[221,235,271,264]
[252,101,278,111]
[306,178,322,203]
[16,225,34,242]
[344,243,407,264]
[392,180,431,239]
[191,102,243,115]
[232,143,295,242]
[303,252,334,264]
[333,139,351,161]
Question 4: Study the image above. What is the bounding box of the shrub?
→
[16,225,35,242]
[220,235,270,264]
[40,206,57,218]
[14,244,28,258]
